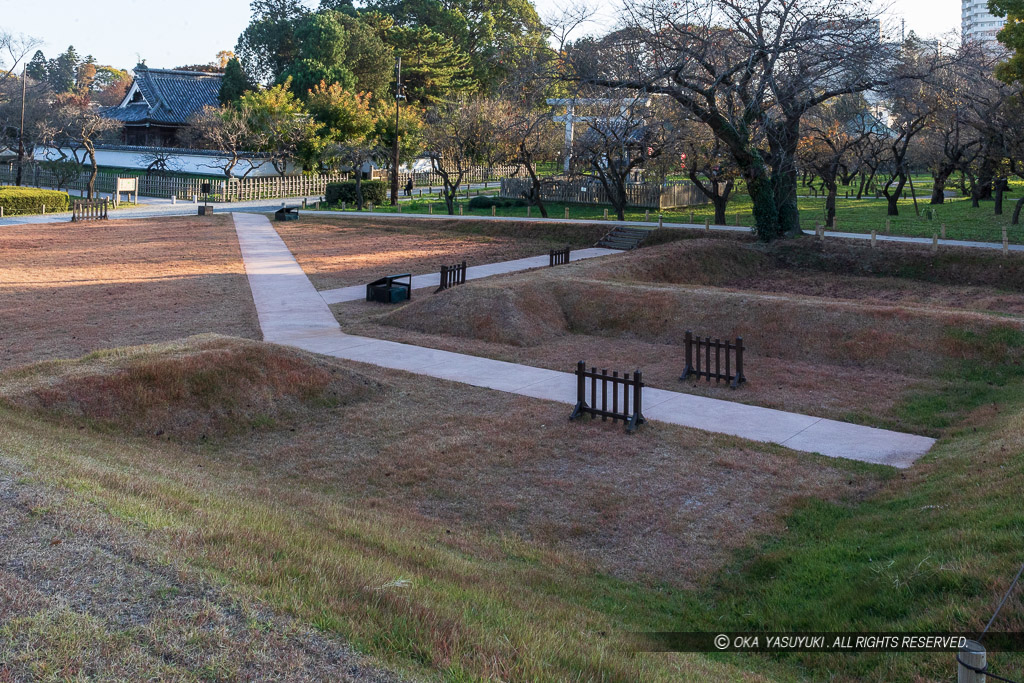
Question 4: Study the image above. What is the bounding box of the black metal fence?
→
[71,199,109,221]
[569,361,646,433]
[550,246,571,266]
[680,331,745,388]
[436,260,468,292]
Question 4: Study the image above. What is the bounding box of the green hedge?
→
[325,180,388,206]
[0,186,71,215]
[467,195,528,209]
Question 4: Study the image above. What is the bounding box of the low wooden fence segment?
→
[500,177,709,209]
[71,199,108,221]
[436,261,468,292]
[679,331,745,388]
[549,246,571,266]
[569,361,646,433]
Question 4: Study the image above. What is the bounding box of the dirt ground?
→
[274,215,604,291]
[0,215,261,370]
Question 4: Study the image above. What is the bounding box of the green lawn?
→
[323,190,1024,244]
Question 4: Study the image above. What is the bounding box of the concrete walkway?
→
[320,248,617,304]
[232,212,935,468]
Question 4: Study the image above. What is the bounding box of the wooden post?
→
[705,218,710,233]
[658,214,663,228]
[492,205,496,217]
[690,209,694,223]
[368,202,374,212]
[341,201,346,211]
[1003,226,1009,255]
[41,204,45,214]
[603,208,609,220]
[871,230,877,248]
[957,640,985,683]
[459,205,464,216]
[428,204,433,215]
[527,205,531,217]
[885,218,891,234]
[564,207,569,220]
[941,223,946,239]
[932,232,939,253]
[644,209,650,221]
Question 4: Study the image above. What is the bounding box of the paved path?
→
[232,212,935,468]
[320,248,617,304]
[4,198,1021,256]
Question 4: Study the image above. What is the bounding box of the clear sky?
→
[1,0,964,71]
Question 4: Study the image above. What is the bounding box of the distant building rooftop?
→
[103,64,223,127]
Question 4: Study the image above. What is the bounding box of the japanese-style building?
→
[103,64,223,147]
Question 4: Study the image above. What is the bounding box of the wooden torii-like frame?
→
[546,98,650,173]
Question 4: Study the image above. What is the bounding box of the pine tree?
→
[387,26,475,105]
[26,50,48,82]
[219,58,255,105]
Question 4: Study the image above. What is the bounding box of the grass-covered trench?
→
[0,326,1022,681]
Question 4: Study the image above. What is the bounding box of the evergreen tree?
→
[25,50,47,82]
[47,46,81,93]
[387,25,474,105]
[219,58,255,105]
[991,0,1024,83]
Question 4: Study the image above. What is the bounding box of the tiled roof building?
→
[103,64,223,147]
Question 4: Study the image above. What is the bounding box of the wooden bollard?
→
[644,209,650,221]
[603,208,609,220]
[368,202,374,212]
[932,232,939,253]
[885,218,890,234]
[459,205,463,216]
[941,223,946,239]
[492,205,496,217]
[957,640,986,683]
[871,230,877,248]
[428,204,433,214]
[527,205,531,217]
[1003,226,1009,255]
[564,207,569,220]
[705,218,710,233]
[690,210,694,223]
[658,214,663,228]
[42,204,45,214]
[341,201,346,211]
[397,203,402,213]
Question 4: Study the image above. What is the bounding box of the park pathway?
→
[232,212,935,468]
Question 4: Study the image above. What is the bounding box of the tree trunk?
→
[523,150,548,218]
[825,182,838,227]
[355,172,364,210]
[87,148,98,200]
[995,177,1006,215]
[1012,196,1024,225]
[930,170,951,204]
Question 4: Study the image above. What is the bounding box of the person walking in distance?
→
[405,177,414,197]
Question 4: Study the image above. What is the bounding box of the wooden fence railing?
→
[570,361,646,433]
[374,163,526,188]
[549,246,571,266]
[679,331,745,388]
[436,261,468,293]
[71,199,108,221]
[500,177,709,209]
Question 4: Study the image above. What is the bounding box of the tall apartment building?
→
[962,0,1006,49]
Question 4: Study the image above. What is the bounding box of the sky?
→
[1,0,964,71]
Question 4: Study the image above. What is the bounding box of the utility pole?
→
[391,56,405,206]
[16,63,27,187]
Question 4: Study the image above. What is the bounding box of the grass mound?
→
[381,280,569,345]
[0,335,382,442]
[589,238,772,285]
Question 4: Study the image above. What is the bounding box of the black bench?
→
[275,206,300,221]
[366,273,412,304]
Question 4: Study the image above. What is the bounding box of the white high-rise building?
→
[962,0,1006,49]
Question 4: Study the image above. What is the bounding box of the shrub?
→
[325,180,388,206]
[0,187,71,215]
[467,195,529,210]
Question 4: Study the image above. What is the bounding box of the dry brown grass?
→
[274,215,608,291]
[0,215,260,371]
[0,336,382,443]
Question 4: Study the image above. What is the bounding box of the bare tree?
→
[680,120,740,224]
[183,105,269,178]
[39,94,118,198]
[800,94,880,226]
[565,0,939,239]
[569,94,673,221]
[424,98,508,214]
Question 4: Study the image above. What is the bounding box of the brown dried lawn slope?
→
[0,215,260,370]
